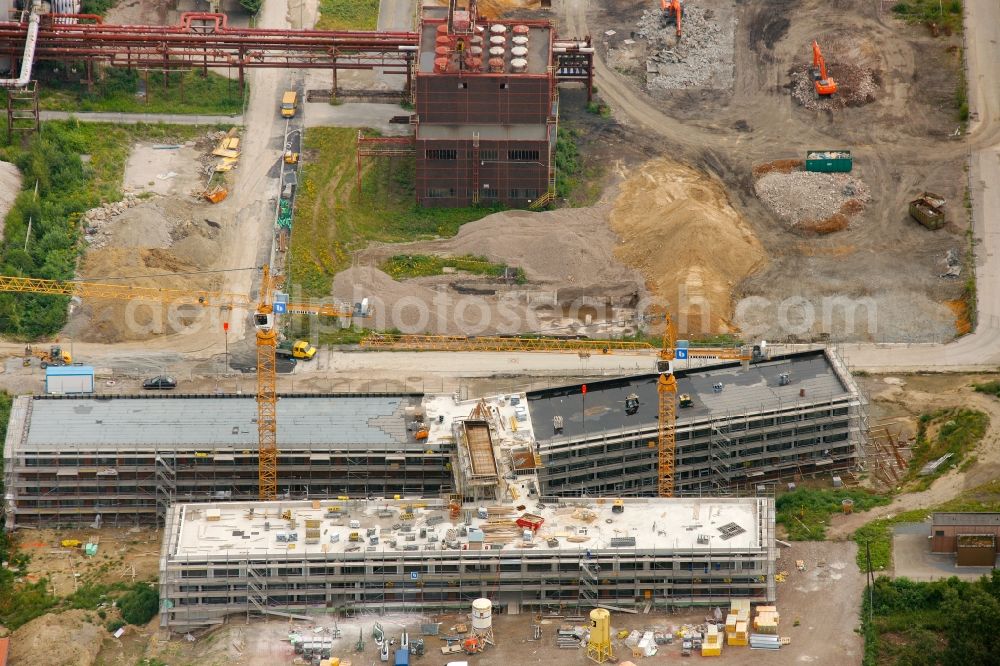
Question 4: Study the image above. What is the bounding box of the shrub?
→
[118,584,158,625]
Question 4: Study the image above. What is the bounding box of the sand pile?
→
[10,610,105,666]
[609,158,767,334]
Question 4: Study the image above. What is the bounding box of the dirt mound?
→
[67,210,230,343]
[609,158,767,334]
[342,206,648,336]
[754,170,871,234]
[10,610,105,666]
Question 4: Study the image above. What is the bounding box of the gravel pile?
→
[790,63,878,110]
[754,170,871,231]
[636,6,735,90]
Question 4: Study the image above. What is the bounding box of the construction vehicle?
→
[24,344,72,368]
[361,324,761,498]
[611,498,624,514]
[0,266,368,501]
[277,339,317,360]
[283,150,299,164]
[679,393,693,408]
[810,40,837,96]
[280,90,298,118]
[60,539,82,549]
[661,0,682,38]
[624,392,640,415]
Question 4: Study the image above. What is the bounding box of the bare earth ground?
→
[827,373,1000,539]
[19,527,163,597]
[571,0,969,343]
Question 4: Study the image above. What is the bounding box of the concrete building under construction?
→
[3,350,863,530]
[158,494,776,633]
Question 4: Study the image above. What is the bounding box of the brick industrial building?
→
[930,512,1000,566]
[410,3,581,208]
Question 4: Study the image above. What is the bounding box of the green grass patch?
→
[37,67,245,115]
[890,0,963,35]
[0,121,210,339]
[380,254,525,282]
[775,488,891,540]
[317,0,379,30]
[288,127,495,298]
[853,478,1000,572]
[860,573,1000,666]
[907,408,987,485]
[972,380,1000,397]
[80,0,115,15]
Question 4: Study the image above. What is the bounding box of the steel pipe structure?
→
[0,12,418,90]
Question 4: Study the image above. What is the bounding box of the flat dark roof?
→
[527,350,852,444]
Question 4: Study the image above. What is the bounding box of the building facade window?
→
[426,188,455,198]
[425,149,457,160]
[508,150,539,161]
[509,188,539,199]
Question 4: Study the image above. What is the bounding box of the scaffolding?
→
[158,496,776,633]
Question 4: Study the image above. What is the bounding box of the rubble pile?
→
[636,6,735,90]
[790,62,879,110]
[81,192,144,247]
[754,170,871,233]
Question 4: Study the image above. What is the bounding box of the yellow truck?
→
[280,90,298,118]
[276,340,317,360]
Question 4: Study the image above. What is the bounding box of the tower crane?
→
[0,266,368,500]
[360,323,761,497]
[811,40,837,96]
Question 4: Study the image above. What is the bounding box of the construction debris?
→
[754,166,871,234]
[790,62,879,109]
[634,6,736,90]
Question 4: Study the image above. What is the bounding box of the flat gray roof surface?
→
[933,513,1000,526]
[23,396,420,451]
[528,352,851,444]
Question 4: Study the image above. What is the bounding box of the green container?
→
[805,150,852,173]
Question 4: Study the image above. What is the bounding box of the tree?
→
[941,582,1000,665]
[118,584,159,625]
[239,0,263,14]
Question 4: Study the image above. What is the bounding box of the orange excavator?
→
[661,0,682,38]
[811,40,837,96]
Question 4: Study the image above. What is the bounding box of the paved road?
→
[39,110,243,125]
[303,102,410,135]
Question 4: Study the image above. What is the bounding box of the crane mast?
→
[254,265,279,501]
[656,315,678,498]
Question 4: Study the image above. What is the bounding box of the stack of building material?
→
[753,606,779,635]
[637,631,657,657]
[701,625,722,657]
[749,633,781,650]
[725,600,751,646]
[556,625,583,648]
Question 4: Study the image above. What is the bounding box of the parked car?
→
[143,375,177,390]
